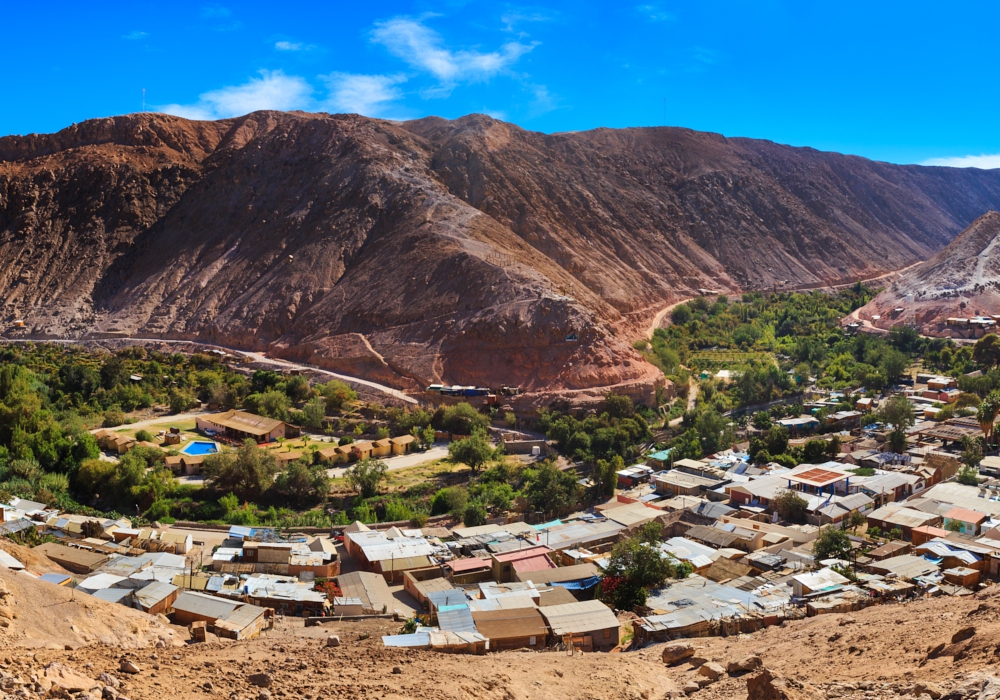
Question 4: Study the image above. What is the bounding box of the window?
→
[603,629,611,638]
[529,636,536,645]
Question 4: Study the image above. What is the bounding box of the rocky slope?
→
[856,211,1000,336]
[3,111,1000,394]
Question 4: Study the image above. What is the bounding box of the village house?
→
[470,607,549,651]
[539,600,620,652]
[169,591,273,639]
[942,507,989,536]
[195,410,299,443]
[389,434,417,455]
[491,546,556,583]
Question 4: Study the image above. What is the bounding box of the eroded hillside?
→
[3,111,1000,394]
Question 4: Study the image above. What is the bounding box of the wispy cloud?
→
[123,30,148,40]
[371,17,536,93]
[501,10,554,33]
[201,6,231,18]
[922,154,1000,169]
[275,41,303,51]
[528,84,558,116]
[636,3,675,22]
[157,70,313,120]
[321,73,406,117]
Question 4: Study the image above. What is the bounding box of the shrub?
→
[135,429,154,443]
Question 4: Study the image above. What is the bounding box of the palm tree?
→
[977,392,1000,448]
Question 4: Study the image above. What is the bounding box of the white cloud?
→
[636,4,675,21]
[371,17,536,89]
[528,84,558,116]
[501,11,553,32]
[158,70,313,121]
[922,154,1000,169]
[321,73,406,117]
[275,41,303,51]
[123,30,147,40]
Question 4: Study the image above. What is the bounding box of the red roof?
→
[447,558,492,573]
[944,507,988,524]
[493,546,552,563]
[511,554,557,573]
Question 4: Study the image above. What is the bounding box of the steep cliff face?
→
[3,111,1000,393]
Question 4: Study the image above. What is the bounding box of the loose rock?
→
[662,641,696,666]
[248,673,272,688]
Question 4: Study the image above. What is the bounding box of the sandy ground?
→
[325,445,450,478]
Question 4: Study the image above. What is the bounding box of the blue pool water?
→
[182,441,219,456]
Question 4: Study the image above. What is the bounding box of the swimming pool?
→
[182,441,219,456]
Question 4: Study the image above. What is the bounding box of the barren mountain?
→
[856,211,1000,336]
[3,111,1000,395]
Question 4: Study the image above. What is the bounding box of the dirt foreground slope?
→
[7,569,1000,699]
[4,112,1000,396]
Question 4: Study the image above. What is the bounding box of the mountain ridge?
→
[3,111,1000,396]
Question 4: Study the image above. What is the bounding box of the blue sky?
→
[3,1,999,167]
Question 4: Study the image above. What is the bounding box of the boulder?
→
[326,635,341,648]
[44,663,99,694]
[98,673,120,689]
[118,660,141,675]
[698,662,725,682]
[248,673,273,688]
[727,655,763,675]
[662,641,696,665]
[102,687,117,700]
[747,669,823,700]
[682,681,700,696]
[911,683,942,699]
[951,626,976,644]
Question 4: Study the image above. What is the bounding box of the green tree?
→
[878,395,915,454]
[946,519,964,533]
[594,455,623,498]
[439,403,489,435]
[319,380,358,413]
[135,430,154,443]
[847,510,867,531]
[219,492,239,514]
[345,458,388,499]
[301,397,327,431]
[601,533,690,610]
[752,411,772,430]
[284,375,312,403]
[448,429,495,472]
[956,464,980,486]
[522,462,584,517]
[463,502,488,527]
[202,439,279,502]
[802,439,828,464]
[695,410,728,454]
[604,393,635,420]
[812,527,851,561]
[273,461,330,508]
[168,388,199,414]
[103,407,126,428]
[671,304,692,324]
[421,425,436,449]
[977,392,1000,447]
[430,486,469,518]
[764,424,789,457]
[973,334,1000,369]
[246,390,291,421]
[772,490,809,524]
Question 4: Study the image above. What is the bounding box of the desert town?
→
[3,356,1000,698]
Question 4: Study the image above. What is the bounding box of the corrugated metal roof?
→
[90,588,134,605]
[539,600,619,636]
[382,632,431,648]
[172,591,242,619]
[472,607,548,640]
[136,582,178,607]
[426,589,469,610]
[336,571,395,613]
[437,604,477,633]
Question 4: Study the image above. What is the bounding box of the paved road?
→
[325,445,451,478]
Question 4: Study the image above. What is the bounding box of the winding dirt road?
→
[0,337,416,405]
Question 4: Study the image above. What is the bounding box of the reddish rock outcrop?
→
[3,111,1000,394]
